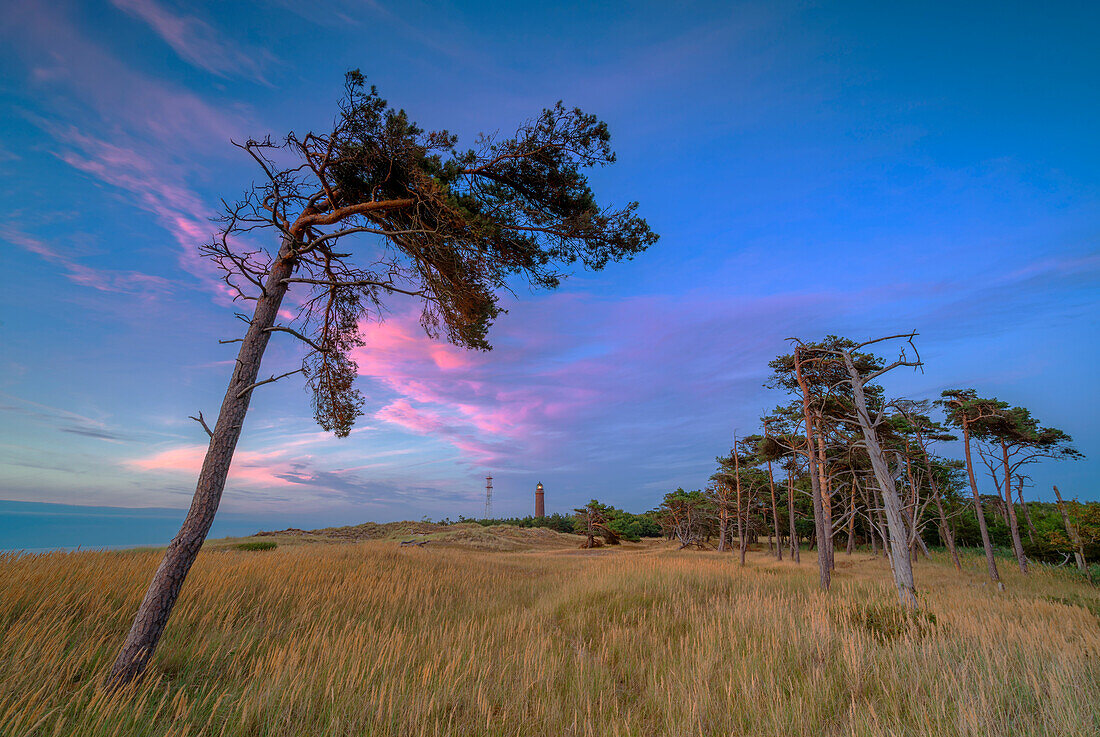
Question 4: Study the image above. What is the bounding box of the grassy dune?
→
[1,536,1098,736]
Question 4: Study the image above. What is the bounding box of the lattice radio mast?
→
[484,475,493,519]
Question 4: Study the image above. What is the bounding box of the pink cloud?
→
[353,308,605,466]
[127,445,297,488]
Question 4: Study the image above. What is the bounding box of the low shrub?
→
[236,541,277,552]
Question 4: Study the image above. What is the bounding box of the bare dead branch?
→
[188,411,213,439]
[263,325,330,353]
[235,368,305,399]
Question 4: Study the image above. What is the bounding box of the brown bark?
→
[793,347,829,590]
[291,198,416,233]
[106,240,297,688]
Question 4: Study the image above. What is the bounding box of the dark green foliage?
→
[455,507,660,539]
[459,513,578,534]
[213,70,656,438]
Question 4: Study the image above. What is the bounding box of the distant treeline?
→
[448,503,661,541]
[438,493,1098,572]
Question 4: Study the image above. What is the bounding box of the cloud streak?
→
[4,226,171,296]
[2,1,256,293]
[110,0,275,82]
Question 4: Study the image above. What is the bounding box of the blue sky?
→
[1,0,1097,543]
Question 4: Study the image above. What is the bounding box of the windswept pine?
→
[106,72,656,688]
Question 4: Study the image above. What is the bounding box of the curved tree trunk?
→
[106,244,296,689]
[842,354,916,609]
[962,422,1001,587]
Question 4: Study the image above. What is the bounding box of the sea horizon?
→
[0,499,355,552]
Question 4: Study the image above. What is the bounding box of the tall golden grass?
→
[1,540,1097,736]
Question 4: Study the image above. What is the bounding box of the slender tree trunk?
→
[841,354,917,609]
[815,425,835,571]
[794,348,828,590]
[734,444,746,566]
[868,486,879,557]
[962,420,1002,587]
[1000,441,1029,573]
[914,426,962,572]
[872,484,888,558]
[765,510,774,555]
[904,455,927,560]
[1053,485,1087,572]
[106,243,297,688]
[767,457,782,561]
[717,508,728,553]
[932,489,962,572]
[787,473,800,563]
[846,479,857,554]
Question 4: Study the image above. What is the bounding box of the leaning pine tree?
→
[795,334,923,609]
[106,71,657,688]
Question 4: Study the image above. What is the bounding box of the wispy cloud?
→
[2,1,255,293]
[122,440,477,510]
[3,226,171,296]
[0,393,131,443]
[110,0,275,82]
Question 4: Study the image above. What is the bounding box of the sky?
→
[1,0,1097,548]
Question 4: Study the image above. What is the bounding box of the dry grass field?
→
[1,530,1098,736]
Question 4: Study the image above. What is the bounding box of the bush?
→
[236,541,277,551]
